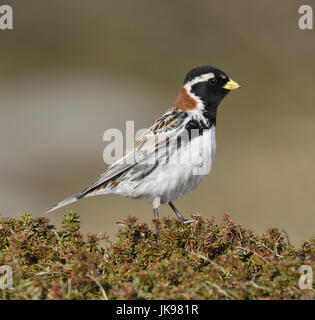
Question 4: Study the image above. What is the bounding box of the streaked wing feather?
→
[78,109,187,196]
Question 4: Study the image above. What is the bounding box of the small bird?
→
[47,66,240,227]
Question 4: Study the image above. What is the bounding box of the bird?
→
[47,66,240,229]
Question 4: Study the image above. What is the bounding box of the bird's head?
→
[173,66,240,112]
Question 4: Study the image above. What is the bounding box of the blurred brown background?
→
[0,0,314,245]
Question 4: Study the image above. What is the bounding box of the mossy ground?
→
[0,211,314,300]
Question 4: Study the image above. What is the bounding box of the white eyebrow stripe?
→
[184,72,215,91]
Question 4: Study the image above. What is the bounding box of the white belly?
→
[119,126,216,203]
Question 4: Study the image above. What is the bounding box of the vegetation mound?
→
[0,211,313,299]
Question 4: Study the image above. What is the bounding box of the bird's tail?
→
[46,181,110,214]
[46,195,79,214]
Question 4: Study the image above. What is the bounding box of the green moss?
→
[0,211,313,300]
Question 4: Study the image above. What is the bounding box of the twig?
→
[282,229,291,246]
[204,282,232,299]
[248,280,271,291]
[188,250,225,273]
[87,275,109,300]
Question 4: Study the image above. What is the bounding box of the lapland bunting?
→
[47,66,240,227]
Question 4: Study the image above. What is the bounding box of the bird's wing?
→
[76,108,188,196]
[46,108,188,213]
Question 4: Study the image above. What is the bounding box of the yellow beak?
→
[222,78,241,90]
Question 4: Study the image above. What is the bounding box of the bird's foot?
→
[179,217,194,224]
[153,219,161,233]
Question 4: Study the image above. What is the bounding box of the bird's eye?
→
[208,78,217,86]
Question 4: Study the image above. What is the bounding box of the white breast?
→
[124,126,217,203]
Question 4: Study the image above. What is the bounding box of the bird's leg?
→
[169,202,193,224]
[153,197,161,232]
